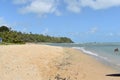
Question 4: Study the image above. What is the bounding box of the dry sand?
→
[0,44,120,80]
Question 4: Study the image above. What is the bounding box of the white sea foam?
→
[72,47,98,56]
[72,47,109,61]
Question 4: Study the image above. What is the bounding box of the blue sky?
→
[0,0,120,43]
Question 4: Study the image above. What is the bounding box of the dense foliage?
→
[0,26,73,44]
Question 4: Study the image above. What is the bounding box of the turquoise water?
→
[47,42,120,71]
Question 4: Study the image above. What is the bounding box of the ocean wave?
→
[72,47,109,61]
[72,47,98,56]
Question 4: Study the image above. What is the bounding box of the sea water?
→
[47,42,120,71]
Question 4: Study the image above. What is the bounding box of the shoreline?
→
[0,44,120,80]
[74,47,120,72]
[60,48,120,80]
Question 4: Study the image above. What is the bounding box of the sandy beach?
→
[0,44,120,80]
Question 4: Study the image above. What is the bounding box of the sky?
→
[0,0,120,43]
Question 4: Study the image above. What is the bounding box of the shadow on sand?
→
[106,73,120,77]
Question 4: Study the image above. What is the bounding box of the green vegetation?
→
[0,26,73,44]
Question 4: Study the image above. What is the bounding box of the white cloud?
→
[13,0,120,15]
[17,0,60,16]
[81,0,120,10]
[64,0,81,13]
[64,0,120,13]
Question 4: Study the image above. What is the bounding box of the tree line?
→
[0,26,73,44]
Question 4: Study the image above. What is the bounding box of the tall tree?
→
[0,26,10,32]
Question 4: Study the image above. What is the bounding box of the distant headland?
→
[0,26,73,44]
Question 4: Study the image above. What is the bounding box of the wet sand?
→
[0,44,120,80]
